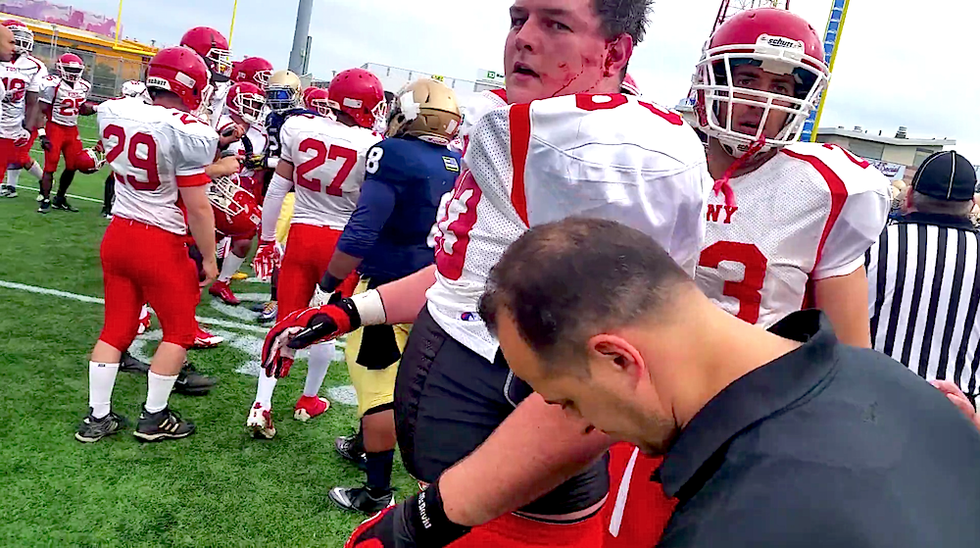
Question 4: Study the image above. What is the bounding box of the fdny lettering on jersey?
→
[279,112,381,231]
[0,54,47,138]
[97,97,219,235]
[695,141,890,327]
[337,138,463,285]
[426,93,712,362]
[39,75,92,127]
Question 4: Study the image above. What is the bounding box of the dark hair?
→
[594,0,654,44]
[480,218,692,367]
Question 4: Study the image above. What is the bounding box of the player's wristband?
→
[396,481,471,547]
[349,289,386,326]
[318,272,343,294]
[36,128,45,138]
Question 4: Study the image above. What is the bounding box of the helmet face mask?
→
[208,174,261,237]
[228,82,266,125]
[5,21,33,54]
[692,9,830,158]
[58,54,85,83]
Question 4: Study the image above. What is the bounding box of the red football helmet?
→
[620,73,641,96]
[74,147,105,174]
[180,26,232,77]
[57,53,85,83]
[327,68,386,130]
[226,82,266,125]
[209,174,261,238]
[4,19,33,54]
[232,57,274,89]
[693,8,829,157]
[146,46,211,111]
[303,86,331,117]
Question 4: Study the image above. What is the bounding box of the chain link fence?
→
[31,39,148,101]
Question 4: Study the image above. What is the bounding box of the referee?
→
[866,150,980,406]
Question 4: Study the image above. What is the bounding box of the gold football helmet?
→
[266,70,302,112]
[387,79,462,146]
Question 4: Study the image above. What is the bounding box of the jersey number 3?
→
[295,138,357,196]
[699,241,768,324]
[102,124,161,191]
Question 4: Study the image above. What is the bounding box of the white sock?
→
[255,373,278,409]
[218,252,246,282]
[304,341,335,397]
[28,161,42,179]
[145,371,178,413]
[89,361,120,419]
[7,169,20,187]
[216,237,230,260]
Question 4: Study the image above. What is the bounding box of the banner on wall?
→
[864,158,907,181]
[0,0,118,38]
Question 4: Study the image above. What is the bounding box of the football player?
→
[179,26,232,127]
[262,0,711,546]
[77,46,239,443]
[36,53,97,213]
[249,70,312,324]
[601,9,891,548]
[0,19,46,199]
[244,68,384,439]
[320,79,463,514]
[102,80,151,218]
[209,82,268,305]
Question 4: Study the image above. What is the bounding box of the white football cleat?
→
[246,403,276,439]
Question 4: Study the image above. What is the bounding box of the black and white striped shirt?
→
[866,212,980,400]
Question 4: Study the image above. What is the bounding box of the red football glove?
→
[252,240,281,281]
[345,504,398,548]
[261,301,359,378]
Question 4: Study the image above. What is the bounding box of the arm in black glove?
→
[345,481,471,548]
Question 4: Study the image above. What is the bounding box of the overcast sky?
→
[71,0,979,161]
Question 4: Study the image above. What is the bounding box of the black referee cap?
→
[911,150,977,202]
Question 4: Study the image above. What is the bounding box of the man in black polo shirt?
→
[480,217,980,547]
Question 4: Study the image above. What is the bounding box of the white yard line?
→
[0,279,268,334]
[12,184,104,203]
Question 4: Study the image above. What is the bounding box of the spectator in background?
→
[867,150,980,409]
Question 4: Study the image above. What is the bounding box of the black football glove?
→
[344,481,470,548]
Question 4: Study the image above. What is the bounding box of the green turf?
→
[0,114,414,546]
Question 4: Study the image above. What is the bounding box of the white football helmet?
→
[120,80,151,104]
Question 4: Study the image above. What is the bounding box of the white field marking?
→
[12,185,103,203]
[0,279,268,334]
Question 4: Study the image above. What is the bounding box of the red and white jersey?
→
[98,97,219,235]
[427,93,712,361]
[208,80,232,129]
[39,75,91,127]
[0,53,47,138]
[280,113,381,230]
[454,88,508,154]
[696,142,890,327]
[216,114,267,179]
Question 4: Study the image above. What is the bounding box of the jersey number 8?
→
[365,147,384,175]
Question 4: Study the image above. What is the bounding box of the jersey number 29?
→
[102,124,161,191]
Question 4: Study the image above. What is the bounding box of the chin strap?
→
[712,136,767,208]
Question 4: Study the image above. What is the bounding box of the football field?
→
[0,117,414,546]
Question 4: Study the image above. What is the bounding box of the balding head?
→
[0,26,14,62]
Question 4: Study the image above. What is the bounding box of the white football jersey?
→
[0,54,47,138]
[208,80,232,129]
[39,75,91,127]
[280,114,381,230]
[695,142,890,328]
[427,93,712,361]
[455,88,508,154]
[98,97,219,235]
[216,114,267,179]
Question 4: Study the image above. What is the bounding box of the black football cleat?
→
[52,196,79,212]
[134,406,195,442]
[173,361,217,396]
[36,199,50,214]
[75,408,127,443]
[328,486,394,515]
[335,432,368,470]
[118,351,150,374]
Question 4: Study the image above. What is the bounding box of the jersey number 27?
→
[295,138,357,196]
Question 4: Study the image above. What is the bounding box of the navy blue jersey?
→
[337,137,462,285]
[264,107,317,160]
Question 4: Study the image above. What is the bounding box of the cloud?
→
[68,0,976,157]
